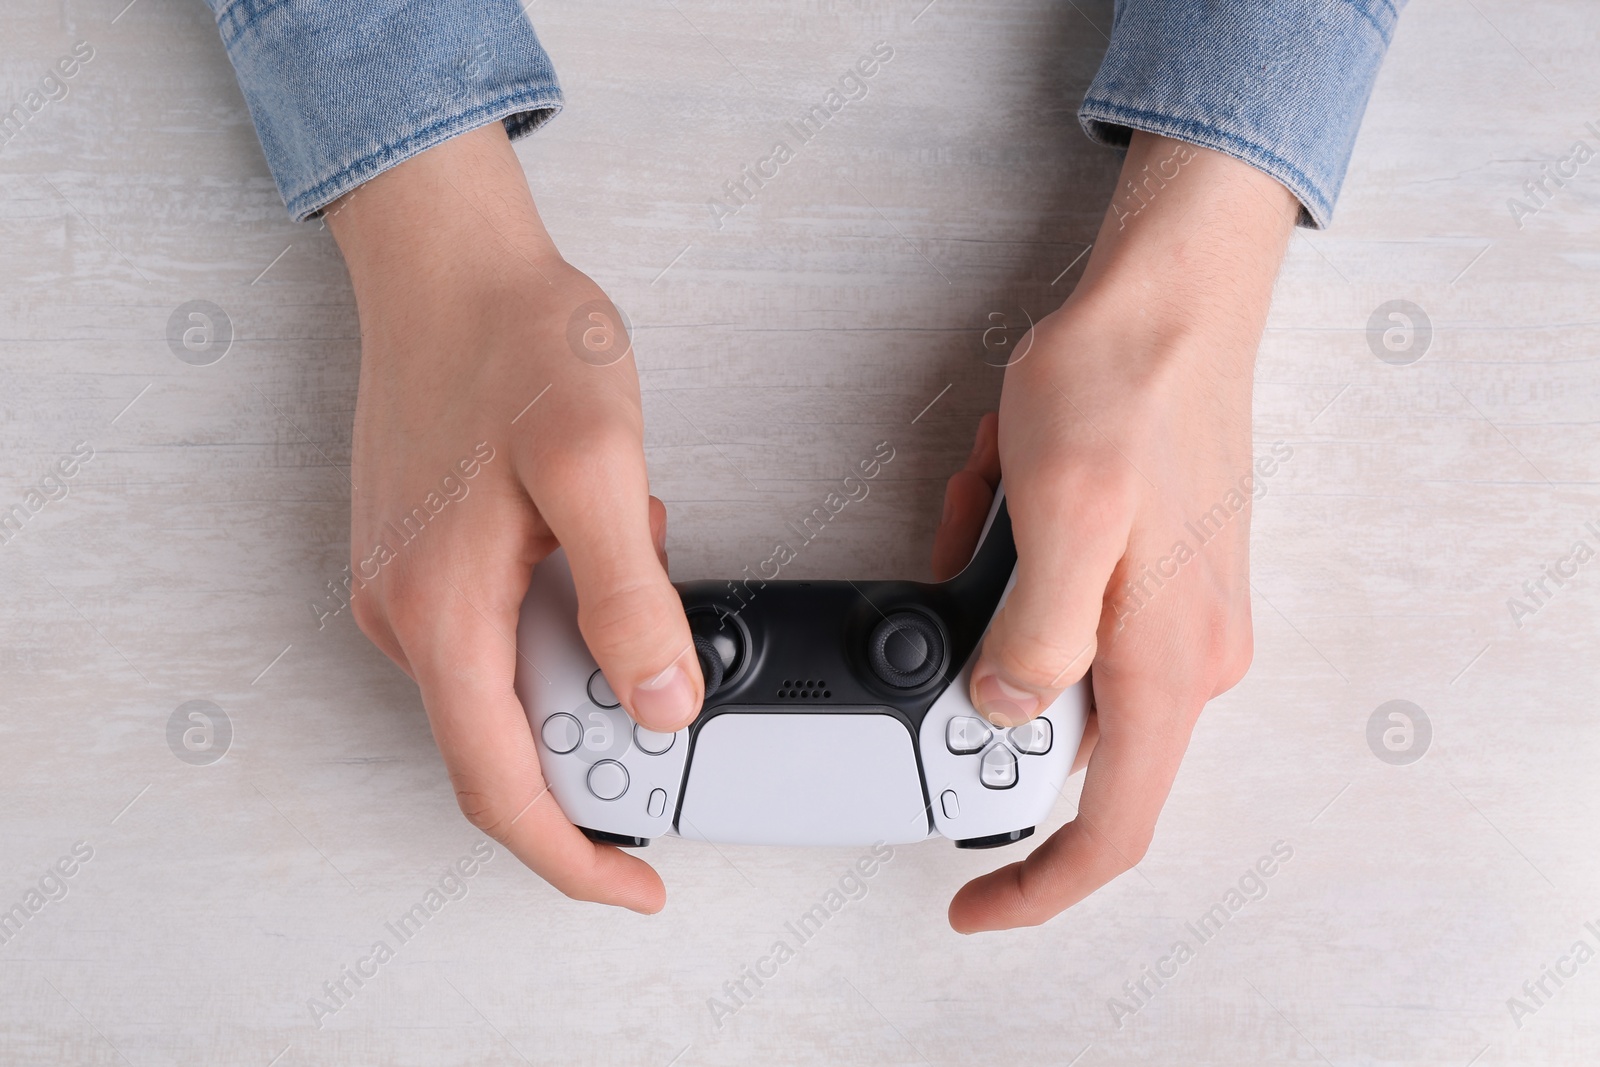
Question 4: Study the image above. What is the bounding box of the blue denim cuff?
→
[207,0,564,221]
[1079,0,1402,228]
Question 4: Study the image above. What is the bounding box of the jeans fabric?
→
[203,0,563,221]
[1081,0,1405,226]
[203,0,1402,227]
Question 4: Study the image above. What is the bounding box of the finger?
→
[1071,705,1099,775]
[402,575,667,913]
[969,474,1132,726]
[345,560,416,682]
[648,495,669,570]
[931,412,1001,581]
[949,669,1193,932]
[529,441,702,733]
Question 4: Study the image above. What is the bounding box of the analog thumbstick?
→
[693,634,726,697]
[687,609,744,696]
[868,612,945,688]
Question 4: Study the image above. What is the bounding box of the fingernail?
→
[940,482,956,526]
[973,668,1040,727]
[632,662,697,730]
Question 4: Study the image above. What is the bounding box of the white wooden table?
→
[1,1,1596,1063]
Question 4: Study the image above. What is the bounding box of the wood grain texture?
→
[1,0,1596,1064]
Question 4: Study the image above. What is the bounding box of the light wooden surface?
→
[2,0,1597,1064]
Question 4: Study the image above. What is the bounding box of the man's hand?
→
[326,123,703,913]
[933,132,1298,932]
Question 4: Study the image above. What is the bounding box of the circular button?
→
[587,760,630,801]
[633,723,676,755]
[586,669,620,708]
[574,705,633,764]
[867,612,945,688]
[541,713,582,754]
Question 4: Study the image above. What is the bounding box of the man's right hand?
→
[326,122,703,913]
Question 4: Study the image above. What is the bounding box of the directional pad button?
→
[1008,718,1052,755]
[946,716,993,755]
[980,745,1018,790]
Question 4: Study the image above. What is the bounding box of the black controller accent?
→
[954,827,1035,850]
[582,828,650,848]
[674,499,1014,727]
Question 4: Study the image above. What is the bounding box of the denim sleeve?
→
[1079,0,1403,227]
[203,0,563,221]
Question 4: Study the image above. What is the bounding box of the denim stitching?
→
[1080,99,1332,226]
[285,89,563,221]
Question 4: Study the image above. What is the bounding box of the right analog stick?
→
[868,612,945,689]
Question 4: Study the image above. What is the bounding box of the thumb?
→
[970,485,1129,726]
[534,466,702,733]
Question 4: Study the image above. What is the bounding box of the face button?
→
[647,788,668,818]
[633,723,676,755]
[587,669,620,708]
[946,716,993,755]
[980,745,1018,790]
[940,789,961,819]
[587,760,630,801]
[868,612,946,688]
[575,706,633,763]
[1007,718,1053,755]
[541,713,582,755]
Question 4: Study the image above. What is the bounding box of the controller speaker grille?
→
[777,679,831,700]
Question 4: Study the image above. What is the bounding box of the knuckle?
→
[538,421,642,497]
[1213,635,1254,696]
[454,785,508,839]
[349,593,387,642]
[1201,605,1253,697]
[450,774,537,843]
[1100,827,1153,876]
[380,569,472,650]
[1077,814,1154,879]
[1047,459,1141,527]
[993,626,1093,690]
[1120,827,1155,867]
[381,577,436,646]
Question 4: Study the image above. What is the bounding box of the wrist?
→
[1064,131,1297,355]
[328,124,566,316]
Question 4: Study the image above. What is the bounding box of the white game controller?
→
[514,489,1089,848]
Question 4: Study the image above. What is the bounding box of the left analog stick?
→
[693,635,725,697]
[687,609,745,696]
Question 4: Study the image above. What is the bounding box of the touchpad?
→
[677,712,931,846]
